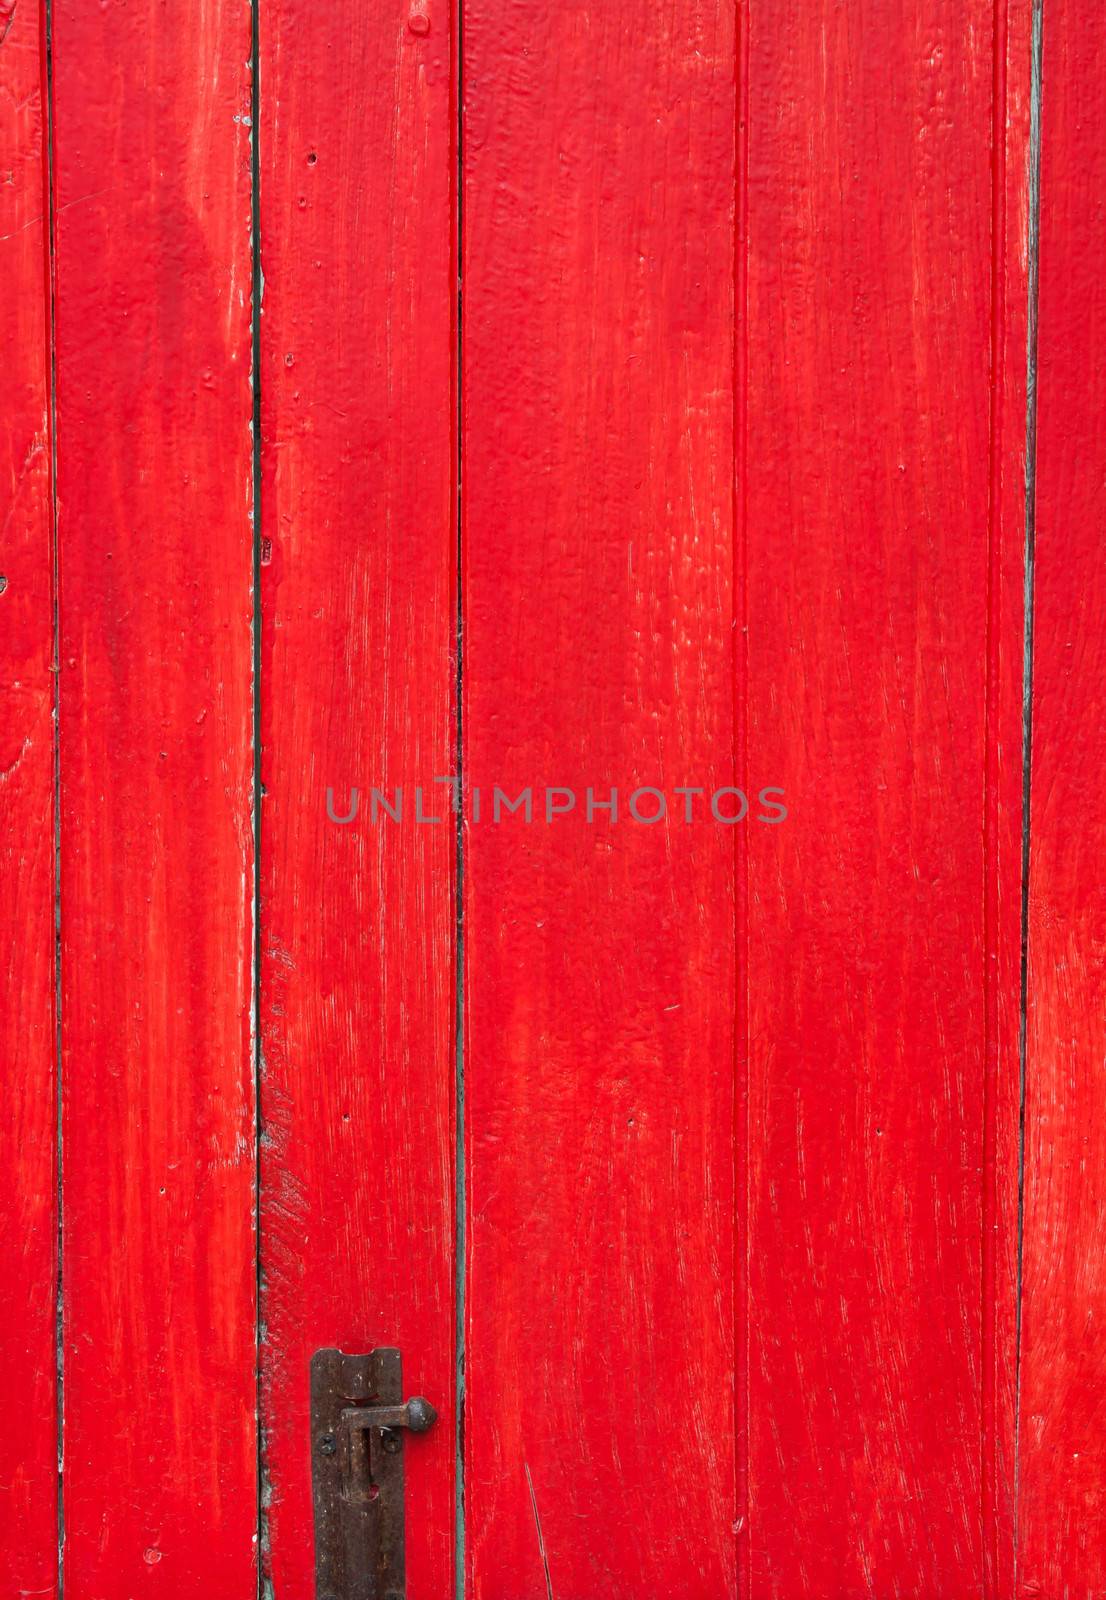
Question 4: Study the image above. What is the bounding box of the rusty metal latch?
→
[310,1347,438,1600]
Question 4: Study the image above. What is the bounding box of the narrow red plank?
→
[52,0,257,1591]
[0,0,57,1591]
[461,2,737,1592]
[1018,4,1106,1589]
[257,0,456,1593]
[742,1,1028,1592]
[987,5,1034,1591]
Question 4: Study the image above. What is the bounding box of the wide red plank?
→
[461,2,737,1593]
[257,0,456,1593]
[0,0,56,1591]
[1018,3,1106,1589]
[742,0,1028,1592]
[52,0,257,1591]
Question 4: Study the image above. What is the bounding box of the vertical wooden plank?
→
[743,1,1027,1593]
[1018,3,1106,1589]
[257,0,457,1593]
[986,3,1034,1591]
[52,0,257,1591]
[0,0,57,1591]
[461,2,737,1593]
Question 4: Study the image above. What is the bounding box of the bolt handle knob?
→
[404,1396,437,1433]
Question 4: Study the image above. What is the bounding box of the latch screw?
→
[318,1432,337,1456]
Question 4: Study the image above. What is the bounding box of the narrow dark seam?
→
[733,2,751,1594]
[452,0,465,1592]
[43,0,63,1586]
[1014,0,1043,1575]
[249,0,266,1590]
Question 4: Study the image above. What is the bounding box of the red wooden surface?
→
[257,0,457,1593]
[741,0,1029,1592]
[51,0,257,1591]
[1018,4,1106,1590]
[461,1,738,1593]
[10,2,1106,1595]
[987,4,1034,1590]
[0,0,56,1592]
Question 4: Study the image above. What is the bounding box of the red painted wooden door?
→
[3,0,1106,1596]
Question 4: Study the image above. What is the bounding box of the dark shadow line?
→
[733,2,751,1594]
[1014,0,1044,1572]
[453,0,466,1590]
[249,0,266,1591]
[43,0,63,1587]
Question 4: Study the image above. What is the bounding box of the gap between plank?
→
[43,0,63,1585]
[453,0,466,1584]
[733,1,751,1594]
[249,0,267,1590]
[1014,0,1043,1571]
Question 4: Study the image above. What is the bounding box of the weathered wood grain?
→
[257,0,457,1594]
[1018,3,1106,1590]
[4,2,1085,1591]
[742,0,1028,1591]
[52,0,257,1590]
[0,0,57,1591]
[461,0,738,1592]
